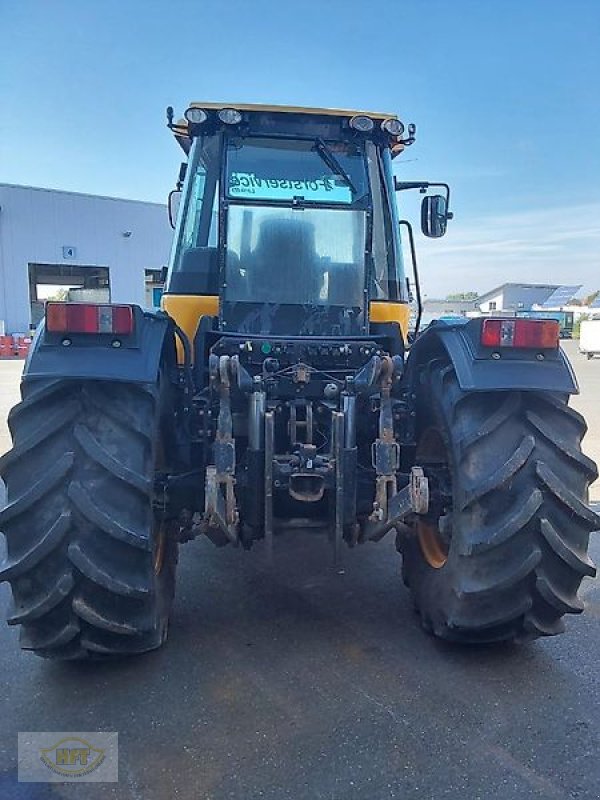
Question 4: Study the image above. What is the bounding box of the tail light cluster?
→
[46,303,134,335]
[481,318,560,349]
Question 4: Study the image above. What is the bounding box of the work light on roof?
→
[218,108,243,125]
[381,118,405,136]
[184,107,207,124]
[349,115,374,132]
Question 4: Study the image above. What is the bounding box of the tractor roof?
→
[170,102,399,154]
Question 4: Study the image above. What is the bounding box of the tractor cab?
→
[163,103,418,340]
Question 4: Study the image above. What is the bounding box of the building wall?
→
[0,184,172,332]
[478,293,504,312]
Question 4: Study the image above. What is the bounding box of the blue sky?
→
[1,0,599,297]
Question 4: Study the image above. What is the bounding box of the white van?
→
[579,319,600,359]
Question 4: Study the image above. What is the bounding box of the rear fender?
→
[406,318,578,393]
[23,306,177,385]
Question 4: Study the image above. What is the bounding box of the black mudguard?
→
[406,318,578,393]
[23,307,176,384]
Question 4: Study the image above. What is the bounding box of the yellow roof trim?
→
[186,101,398,120]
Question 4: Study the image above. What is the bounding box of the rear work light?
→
[46,303,134,335]
[481,318,560,349]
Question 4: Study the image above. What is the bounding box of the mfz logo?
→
[40,737,105,777]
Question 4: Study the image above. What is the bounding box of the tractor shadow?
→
[49,529,559,687]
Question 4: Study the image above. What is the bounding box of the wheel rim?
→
[417,519,448,569]
[416,427,451,569]
[153,523,167,575]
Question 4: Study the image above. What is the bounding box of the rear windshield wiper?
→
[314,138,358,195]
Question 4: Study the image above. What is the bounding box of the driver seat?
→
[250,217,321,303]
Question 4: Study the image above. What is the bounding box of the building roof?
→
[0,182,165,208]
[476,283,559,306]
[538,285,582,308]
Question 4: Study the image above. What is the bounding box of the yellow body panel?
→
[161,294,218,362]
[369,301,411,340]
[162,295,410,362]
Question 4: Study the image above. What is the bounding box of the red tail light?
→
[46,303,134,335]
[481,318,560,349]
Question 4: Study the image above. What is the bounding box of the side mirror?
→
[168,190,182,229]
[421,194,450,238]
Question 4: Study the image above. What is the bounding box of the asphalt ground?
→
[0,341,599,800]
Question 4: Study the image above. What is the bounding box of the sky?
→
[1,0,599,298]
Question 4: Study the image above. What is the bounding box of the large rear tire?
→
[400,360,599,643]
[0,378,177,659]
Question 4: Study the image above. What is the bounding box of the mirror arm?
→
[438,182,453,219]
[394,180,430,192]
[394,179,453,220]
[399,220,423,338]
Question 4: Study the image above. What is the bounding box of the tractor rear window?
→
[225,137,367,205]
[224,205,367,307]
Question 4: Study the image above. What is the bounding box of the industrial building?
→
[0,183,173,335]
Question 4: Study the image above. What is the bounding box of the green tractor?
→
[1,102,597,658]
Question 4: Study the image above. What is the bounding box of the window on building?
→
[489,301,497,311]
[145,268,165,308]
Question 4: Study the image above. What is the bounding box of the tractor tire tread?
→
[403,360,599,643]
[0,378,176,659]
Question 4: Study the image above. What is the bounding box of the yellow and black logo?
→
[39,736,106,778]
